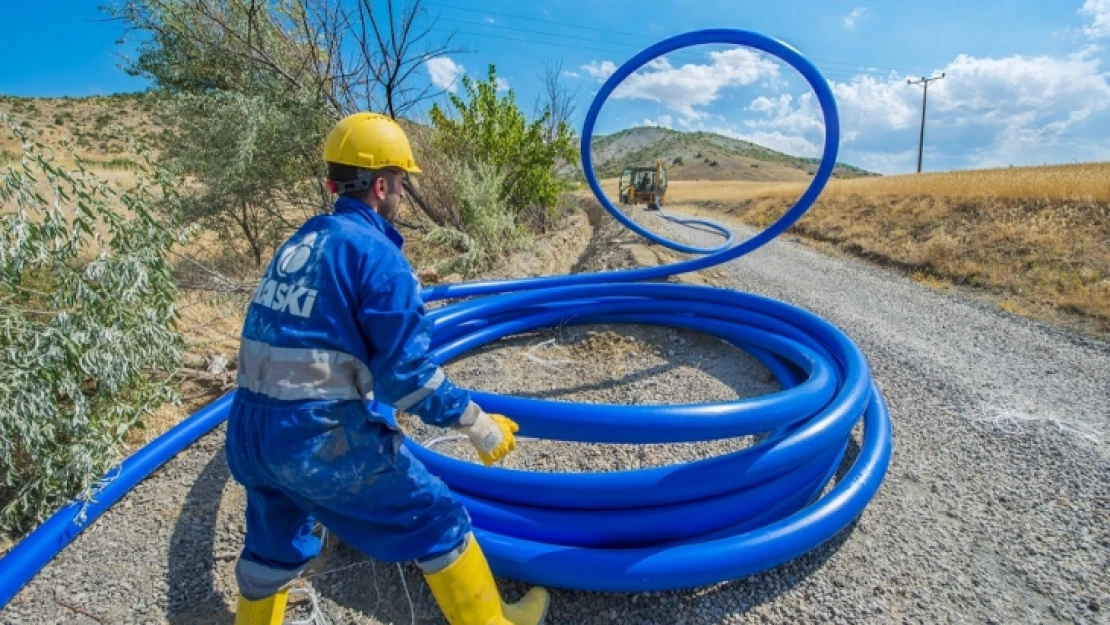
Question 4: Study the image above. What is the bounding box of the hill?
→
[0,93,161,167]
[585,126,876,182]
[1,95,875,184]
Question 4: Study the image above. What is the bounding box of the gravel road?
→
[2,205,1108,625]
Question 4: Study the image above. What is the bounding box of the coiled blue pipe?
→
[0,28,892,607]
[407,28,893,592]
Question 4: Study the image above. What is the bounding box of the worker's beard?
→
[377,193,402,222]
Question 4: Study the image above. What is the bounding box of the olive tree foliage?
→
[163,89,332,267]
[108,0,464,119]
[0,121,189,535]
[105,0,466,229]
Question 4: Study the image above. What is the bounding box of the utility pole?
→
[907,73,945,173]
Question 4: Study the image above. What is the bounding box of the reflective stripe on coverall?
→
[224,195,477,599]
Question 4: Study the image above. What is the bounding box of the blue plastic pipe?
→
[0,28,892,606]
[0,393,235,607]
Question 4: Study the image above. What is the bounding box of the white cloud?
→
[582,49,779,121]
[563,70,581,79]
[717,127,823,157]
[426,57,465,93]
[842,7,867,30]
[636,115,674,129]
[1081,0,1110,38]
[581,60,617,79]
[846,149,919,175]
[833,73,919,131]
[495,77,510,92]
[934,48,1110,117]
[484,16,496,24]
[734,46,1110,171]
[744,93,828,136]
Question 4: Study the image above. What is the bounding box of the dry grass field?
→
[646,163,1110,336]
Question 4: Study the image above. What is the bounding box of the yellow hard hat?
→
[322,112,422,174]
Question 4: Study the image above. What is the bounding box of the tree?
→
[162,88,332,266]
[533,58,581,145]
[107,0,466,227]
[429,64,578,216]
[0,121,186,535]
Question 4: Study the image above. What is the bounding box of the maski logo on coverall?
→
[252,232,318,318]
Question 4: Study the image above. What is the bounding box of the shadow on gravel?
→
[297,433,865,624]
[532,519,862,625]
[527,435,865,624]
[461,324,779,404]
[512,360,686,399]
[165,449,235,625]
[156,396,862,624]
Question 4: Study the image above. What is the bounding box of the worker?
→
[224,112,550,625]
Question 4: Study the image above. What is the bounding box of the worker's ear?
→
[373,175,387,200]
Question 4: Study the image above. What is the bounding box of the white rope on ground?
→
[398,563,416,625]
[290,554,423,624]
[279,435,555,624]
[524,338,576,367]
[954,395,1102,444]
[288,585,329,625]
[423,434,541,452]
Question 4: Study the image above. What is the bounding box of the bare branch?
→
[535,58,582,143]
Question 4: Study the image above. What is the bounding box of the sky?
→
[2,1,1109,174]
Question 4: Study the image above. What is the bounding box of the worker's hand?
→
[460,410,519,466]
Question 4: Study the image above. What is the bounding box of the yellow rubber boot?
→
[423,536,549,625]
[234,588,288,625]
[502,587,551,624]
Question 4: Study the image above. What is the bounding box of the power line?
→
[427,1,651,40]
[429,1,932,78]
[431,27,637,57]
[436,16,654,49]
[434,23,915,87]
[436,26,1017,128]
[945,76,1025,118]
[429,14,1024,129]
[907,73,945,173]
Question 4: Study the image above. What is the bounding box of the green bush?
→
[426,160,531,276]
[429,64,577,217]
[0,120,188,537]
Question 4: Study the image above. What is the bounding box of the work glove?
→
[458,409,519,466]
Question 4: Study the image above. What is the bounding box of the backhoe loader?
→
[618,159,668,209]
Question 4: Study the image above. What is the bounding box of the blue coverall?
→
[224,195,476,598]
